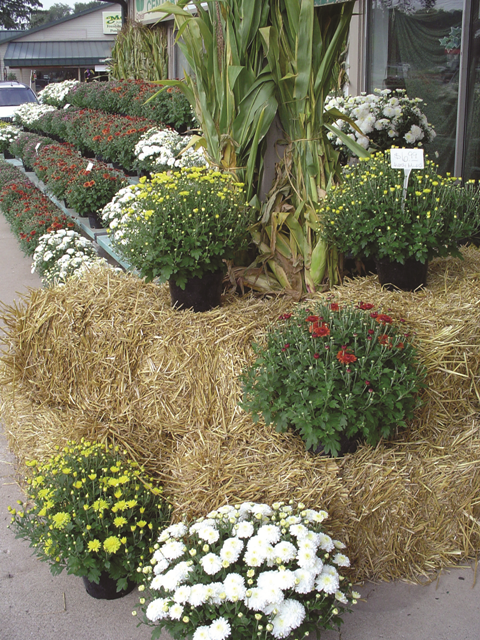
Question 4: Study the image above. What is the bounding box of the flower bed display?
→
[32,142,128,220]
[65,79,195,131]
[0,175,76,254]
[9,131,55,170]
[2,251,480,584]
[19,107,156,172]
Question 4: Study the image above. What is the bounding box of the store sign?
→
[103,11,122,34]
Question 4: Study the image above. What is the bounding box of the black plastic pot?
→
[375,256,428,291]
[169,271,224,312]
[82,572,135,600]
[87,213,104,229]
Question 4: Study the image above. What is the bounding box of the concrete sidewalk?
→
[0,214,479,640]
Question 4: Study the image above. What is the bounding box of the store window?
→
[367,0,463,175]
[463,0,480,179]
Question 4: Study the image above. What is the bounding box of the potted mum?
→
[325,89,436,158]
[241,300,424,457]
[133,127,207,175]
[101,167,253,312]
[319,151,480,290]
[8,439,172,599]
[137,501,359,640]
[31,229,108,285]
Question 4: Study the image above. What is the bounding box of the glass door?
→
[462,0,480,179]
[367,0,464,175]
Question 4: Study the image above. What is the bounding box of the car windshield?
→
[0,88,37,107]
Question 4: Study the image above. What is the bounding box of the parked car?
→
[0,81,38,122]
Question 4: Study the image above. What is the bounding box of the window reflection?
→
[368,0,463,174]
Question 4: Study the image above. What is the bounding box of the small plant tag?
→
[390,148,424,210]
[63,103,70,109]
[35,142,41,152]
[86,162,94,173]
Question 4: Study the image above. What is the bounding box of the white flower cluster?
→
[13,102,56,127]
[38,80,79,107]
[144,502,355,640]
[134,128,208,172]
[31,229,107,284]
[100,184,144,247]
[325,88,436,154]
[0,124,21,149]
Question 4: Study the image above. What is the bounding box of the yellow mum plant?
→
[8,439,171,593]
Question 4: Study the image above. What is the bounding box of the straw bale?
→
[2,248,480,583]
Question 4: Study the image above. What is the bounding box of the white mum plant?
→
[325,88,436,156]
[100,183,143,246]
[134,128,208,173]
[137,502,358,640]
[13,102,56,127]
[0,124,21,151]
[31,229,107,284]
[38,79,79,107]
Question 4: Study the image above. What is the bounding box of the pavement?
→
[0,213,479,640]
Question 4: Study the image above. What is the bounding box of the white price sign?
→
[390,149,425,210]
[390,148,424,170]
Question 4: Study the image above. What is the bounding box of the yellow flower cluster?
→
[9,438,172,588]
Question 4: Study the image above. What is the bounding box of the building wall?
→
[15,5,122,43]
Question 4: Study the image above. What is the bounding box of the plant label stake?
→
[390,149,424,211]
[86,162,93,173]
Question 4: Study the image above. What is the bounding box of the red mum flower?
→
[367,329,374,335]
[279,313,292,320]
[358,302,374,310]
[312,324,330,338]
[396,342,404,349]
[330,303,339,311]
[305,315,319,323]
[370,312,379,319]
[313,353,320,359]
[376,314,393,325]
[336,349,357,365]
[378,334,392,348]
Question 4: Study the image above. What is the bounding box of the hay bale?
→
[2,249,480,582]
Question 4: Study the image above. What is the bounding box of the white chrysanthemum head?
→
[146,597,170,622]
[223,573,246,601]
[208,617,231,640]
[200,553,222,575]
[162,540,186,560]
[189,583,209,607]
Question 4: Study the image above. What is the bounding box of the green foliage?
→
[319,151,480,263]
[0,0,41,29]
[101,168,253,288]
[109,21,169,83]
[8,439,172,592]
[241,301,425,457]
[153,0,278,201]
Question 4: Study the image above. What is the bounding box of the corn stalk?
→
[109,21,168,82]
[151,1,278,203]
[241,0,370,296]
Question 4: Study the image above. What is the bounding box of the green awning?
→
[4,41,114,67]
